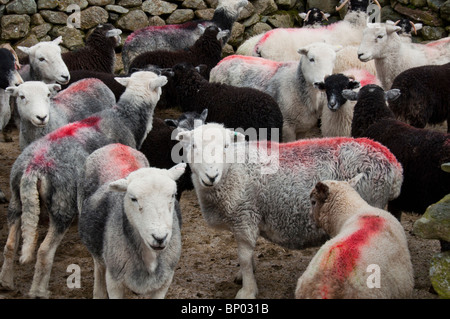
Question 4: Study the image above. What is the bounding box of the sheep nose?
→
[206,173,218,183]
[61,75,69,81]
[358,53,364,59]
[152,234,168,247]
[36,115,47,122]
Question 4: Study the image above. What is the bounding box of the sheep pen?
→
[0,107,442,299]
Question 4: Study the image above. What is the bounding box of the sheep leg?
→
[234,233,258,299]
[93,258,108,299]
[28,221,66,299]
[0,218,21,290]
[148,272,174,299]
[105,269,125,299]
[282,123,296,143]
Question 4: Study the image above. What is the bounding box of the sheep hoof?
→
[235,287,257,299]
[0,278,15,291]
[28,288,50,299]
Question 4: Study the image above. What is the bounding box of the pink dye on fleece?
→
[47,116,101,142]
[125,21,202,44]
[25,144,55,175]
[108,144,143,179]
[216,54,282,69]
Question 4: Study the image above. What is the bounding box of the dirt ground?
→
[0,108,442,300]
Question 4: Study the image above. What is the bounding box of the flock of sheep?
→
[0,0,449,299]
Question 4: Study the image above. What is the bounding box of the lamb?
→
[176,122,403,298]
[62,23,122,74]
[388,62,450,132]
[344,84,450,221]
[128,25,229,81]
[295,177,413,299]
[357,23,450,89]
[170,62,283,141]
[7,78,116,150]
[0,71,167,298]
[315,68,380,137]
[121,0,248,73]
[210,42,341,141]
[78,143,185,299]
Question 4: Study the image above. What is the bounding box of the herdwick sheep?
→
[357,23,450,89]
[62,24,122,74]
[121,0,248,73]
[128,25,229,81]
[0,71,167,298]
[315,68,380,137]
[176,123,403,298]
[78,143,185,299]
[210,42,341,141]
[7,78,116,150]
[170,63,283,141]
[345,84,450,222]
[295,176,414,299]
[388,62,450,132]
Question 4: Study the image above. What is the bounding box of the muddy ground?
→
[0,107,442,300]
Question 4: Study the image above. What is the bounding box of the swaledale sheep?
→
[316,69,380,137]
[387,19,422,42]
[299,8,330,27]
[346,84,450,221]
[210,42,341,141]
[0,71,167,298]
[128,25,229,81]
[170,63,283,141]
[62,24,122,74]
[357,23,450,89]
[388,62,450,132]
[121,0,248,73]
[7,78,116,150]
[78,143,184,299]
[176,123,403,298]
[295,177,413,299]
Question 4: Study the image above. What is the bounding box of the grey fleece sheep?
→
[0,71,167,299]
[78,143,184,298]
[176,123,403,298]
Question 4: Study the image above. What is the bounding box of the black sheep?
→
[346,84,450,228]
[128,25,229,81]
[170,62,283,141]
[62,24,121,74]
[389,62,450,132]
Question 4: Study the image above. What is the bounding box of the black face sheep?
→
[299,8,330,28]
[170,62,284,141]
[121,0,248,73]
[176,123,403,298]
[128,25,229,81]
[295,177,413,299]
[0,71,167,298]
[78,143,185,298]
[388,62,450,132]
[346,84,450,222]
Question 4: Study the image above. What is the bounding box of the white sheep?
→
[176,123,403,298]
[210,42,341,141]
[295,177,414,299]
[7,78,116,150]
[78,143,185,299]
[357,22,450,89]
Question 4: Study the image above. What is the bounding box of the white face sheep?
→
[176,123,403,298]
[18,37,70,85]
[295,177,414,299]
[79,143,185,298]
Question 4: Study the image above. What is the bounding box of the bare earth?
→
[0,109,441,300]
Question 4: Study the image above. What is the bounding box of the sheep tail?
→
[390,163,404,201]
[19,173,43,264]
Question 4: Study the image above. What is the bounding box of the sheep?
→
[357,23,450,89]
[210,42,341,141]
[0,71,167,298]
[344,84,450,222]
[386,19,422,42]
[299,8,331,28]
[6,78,116,150]
[61,23,122,74]
[128,25,229,81]
[315,68,380,137]
[388,62,450,132]
[175,123,403,298]
[170,62,283,141]
[121,0,248,73]
[295,176,414,299]
[78,143,185,298]
[17,37,70,85]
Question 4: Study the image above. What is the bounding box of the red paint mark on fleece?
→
[48,116,101,142]
[425,37,450,47]
[319,215,386,298]
[125,21,200,44]
[25,145,55,175]
[216,54,282,69]
[108,144,143,179]
[56,78,97,98]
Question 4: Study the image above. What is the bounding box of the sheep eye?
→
[309,58,315,62]
[38,57,45,62]
[47,93,51,98]
[20,95,25,100]
[377,35,383,39]
[311,199,316,206]
[130,197,138,203]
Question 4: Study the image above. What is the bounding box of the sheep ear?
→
[176,130,193,147]
[217,29,230,40]
[114,77,129,86]
[5,86,19,97]
[230,130,245,143]
[17,46,31,55]
[386,24,402,34]
[165,119,179,128]
[195,64,207,74]
[324,13,331,19]
[348,80,360,90]
[197,24,206,33]
[47,84,61,96]
[106,29,122,37]
[299,12,307,19]
[109,178,128,193]
[314,82,326,90]
[341,89,359,101]
[385,89,401,101]
[168,163,187,181]
[200,108,208,123]
[52,36,63,45]
[149,75,168,89]
[414,23,423,31]
[297,47,309,56]
[314,182,329,200]
[441,163,450,173]
[347,173,364,188]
